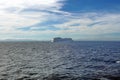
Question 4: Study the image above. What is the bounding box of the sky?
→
[0,0,120,41]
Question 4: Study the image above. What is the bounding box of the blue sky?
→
[0,0,120,41]
[62,0,120,13]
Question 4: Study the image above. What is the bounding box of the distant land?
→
[0,38,119,42]
[52,37,73,42]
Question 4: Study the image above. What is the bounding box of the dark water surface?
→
[0,41,120,80]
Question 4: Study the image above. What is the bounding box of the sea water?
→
[0,41,120,80]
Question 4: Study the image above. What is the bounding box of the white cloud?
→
[0,0,119,40]
[0,0,66,34]
[0,0,64,11]
[54,13,120,35]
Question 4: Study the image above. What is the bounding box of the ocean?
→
[0,41,120,80]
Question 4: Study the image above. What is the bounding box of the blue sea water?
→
[0,41,120,79]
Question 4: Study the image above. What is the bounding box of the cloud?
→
[54,13,120,35]
[0,0,119,40]
[0,0,64,11]
[0,0,67,33]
